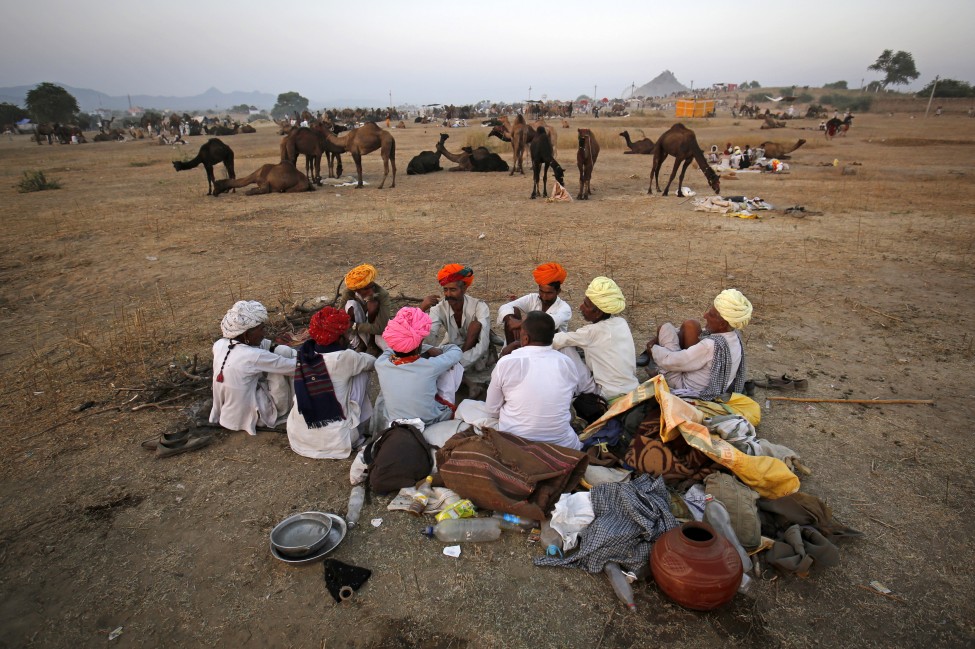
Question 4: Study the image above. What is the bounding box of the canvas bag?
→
[363,423,433,495]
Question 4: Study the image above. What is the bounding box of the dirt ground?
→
[1,110,974,649]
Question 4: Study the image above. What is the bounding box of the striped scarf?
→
[294,339,345,428]
[698,331,746,401]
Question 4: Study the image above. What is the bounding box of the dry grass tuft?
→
[16,170,60,193]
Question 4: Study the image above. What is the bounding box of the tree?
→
[271,91,309,119]
[868,50,920,90]
[916,78,974,98]
[0,102,29,125]
[25,82,79,123]
[823,81,848,90]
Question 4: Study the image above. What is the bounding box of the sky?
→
[1,0,971,107]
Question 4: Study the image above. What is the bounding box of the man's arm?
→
[356,288,391,335]
[551,324,595,351]
[652,339,713,372]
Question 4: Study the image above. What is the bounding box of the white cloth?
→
[209,339,296,435]
[456,345,582,449]
[549,492,595,551]
[427,295,491,370]
[651,324,742,394]
[344,299,389,352]
[286,349,376,459]
[552,317,639,400]
[496,294,572,333]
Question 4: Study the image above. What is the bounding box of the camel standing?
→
[321,122,395,189]
[529,128,565,199]
[648,123,720,197]
[172,138,236,195]
[619,130,654,154]
[212,160,312,196]
[576,129,599,200]
[281,127,343,185]
[488,114,528,175]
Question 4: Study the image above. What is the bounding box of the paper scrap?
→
[870,580,891,594]
[371,518,383,527]
[108,627,123,641]
[443,545,461,558]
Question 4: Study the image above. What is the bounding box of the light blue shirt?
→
[375,344,463,425]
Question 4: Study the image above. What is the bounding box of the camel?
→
[281,126,343,185]
[212,160,313,196]
[319,122,395,189]
[172,138,236,195]
[208,124,239,136]
[760,114,786,129]
[487,114,528,175]
[309,121,346,179]
[760,139,806,159]
[576,128,599,200]
[93,129,124,142]
[407,134,448,175]
[435,134,473,171]
[528,119,558,153]
[34,123,59,145]
[529,127,565,199]
[240,124,256,134]
[395,120,406,129]
[619,130,654,154]
[460,146,509,172]
[648,123,720,197]
[825,115,853,139]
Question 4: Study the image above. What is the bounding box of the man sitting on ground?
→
[286,307,376,459]
[497,262,573,351]
[374,307,464,427]
[552,277,639,407]
[421,264,493,383]
[640,288,752,400]
[341,263,391,355]
[210,300,297,435]
[457,311,582,450]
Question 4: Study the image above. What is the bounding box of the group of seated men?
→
[208,262,753,459]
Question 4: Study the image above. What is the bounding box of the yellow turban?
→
[585,277,625,315]
[345,264,377,290]
[714,289,752,329]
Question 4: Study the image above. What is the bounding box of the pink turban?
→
[383,307,432,353]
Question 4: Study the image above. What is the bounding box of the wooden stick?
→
[24,406,120,440]
[768,397,933,405]
[857,584,906,603]
[851,301,904,322]
[131,393,190,411]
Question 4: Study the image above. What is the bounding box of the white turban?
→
[713,289,752,330]
[220,300,268,339]
[585,277,626,315]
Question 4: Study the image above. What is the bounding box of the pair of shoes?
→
[751,374,809,390]
[635,351,651,367]
[156,431,213,458]
[141,427,190,451]
[743,380,756,396]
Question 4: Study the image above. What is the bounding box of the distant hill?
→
[633,71,690,98]
[0,83,277,112]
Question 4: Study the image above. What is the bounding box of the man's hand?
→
[424,347,443,358]
[500,341,521,357]
[366,298,379,318]
[419,294,440,311]
[645,337,658,354]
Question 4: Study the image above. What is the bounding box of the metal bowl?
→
[270,511,333,557]
[270,513,348,566]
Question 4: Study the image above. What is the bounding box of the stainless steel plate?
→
[270,513,347,565]
[270,511,333,557]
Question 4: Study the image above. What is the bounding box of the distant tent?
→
[675,99,715,118]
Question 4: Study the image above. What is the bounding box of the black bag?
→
[573,393,608,425]
[362,423,433,495]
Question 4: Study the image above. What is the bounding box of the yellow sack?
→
[689,393,761,427]
[582,376,799,499]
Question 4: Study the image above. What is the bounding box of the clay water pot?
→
[650,521,742,611]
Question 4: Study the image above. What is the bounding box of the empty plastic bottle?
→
[604,562,636,611]
[491,512,537,532]
[704,495,754,593]
[540,519,563,556]
[422,518,502,543]
[408,476,435,517]
[346,484,365,528]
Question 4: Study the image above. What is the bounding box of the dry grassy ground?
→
[1,111,974,648]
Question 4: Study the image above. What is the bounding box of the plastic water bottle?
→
[408,476,435,517]
[422,518,502,542]
[491,512,537,532]
[704,495,754,593]
[346,485,365,528]
[540,519,563,556]
[604,562,636,611]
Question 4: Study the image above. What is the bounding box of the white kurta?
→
[496,294,572,333]
[552,317,639,401]
[427,295,491,370]
[209,339,297,435]
[651,324,742,395]
[457,345,581,450]
[286,349,376,459]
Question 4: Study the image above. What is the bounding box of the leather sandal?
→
[141,427,190,451]
[751,374,809,391]
[635,351,651,367]
[156,433,213,458]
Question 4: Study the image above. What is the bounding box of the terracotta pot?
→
[650,521,742,611]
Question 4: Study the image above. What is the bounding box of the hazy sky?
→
[1,0,970,106]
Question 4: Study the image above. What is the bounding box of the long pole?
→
[924,75,939,118]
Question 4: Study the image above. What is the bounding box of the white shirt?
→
[485,345,581,450]
[286,349,375,459]
[652,330,742,394]
[428,295,491,369]
[496,293,572,333]
[209,339,297,435]
[552,317,639,400]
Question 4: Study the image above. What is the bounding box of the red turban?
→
[308,307,350,346]
[532,262,567,286]
[437,264,474,287]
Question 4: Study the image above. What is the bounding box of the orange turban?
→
[533,262,567,287]
[437,264,474,287]
[345,264,377,291]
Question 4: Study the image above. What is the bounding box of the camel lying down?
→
[212,161,313,196]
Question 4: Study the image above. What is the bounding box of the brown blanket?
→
[436,428,589,521]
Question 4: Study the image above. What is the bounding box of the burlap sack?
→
[704,471,762,549]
